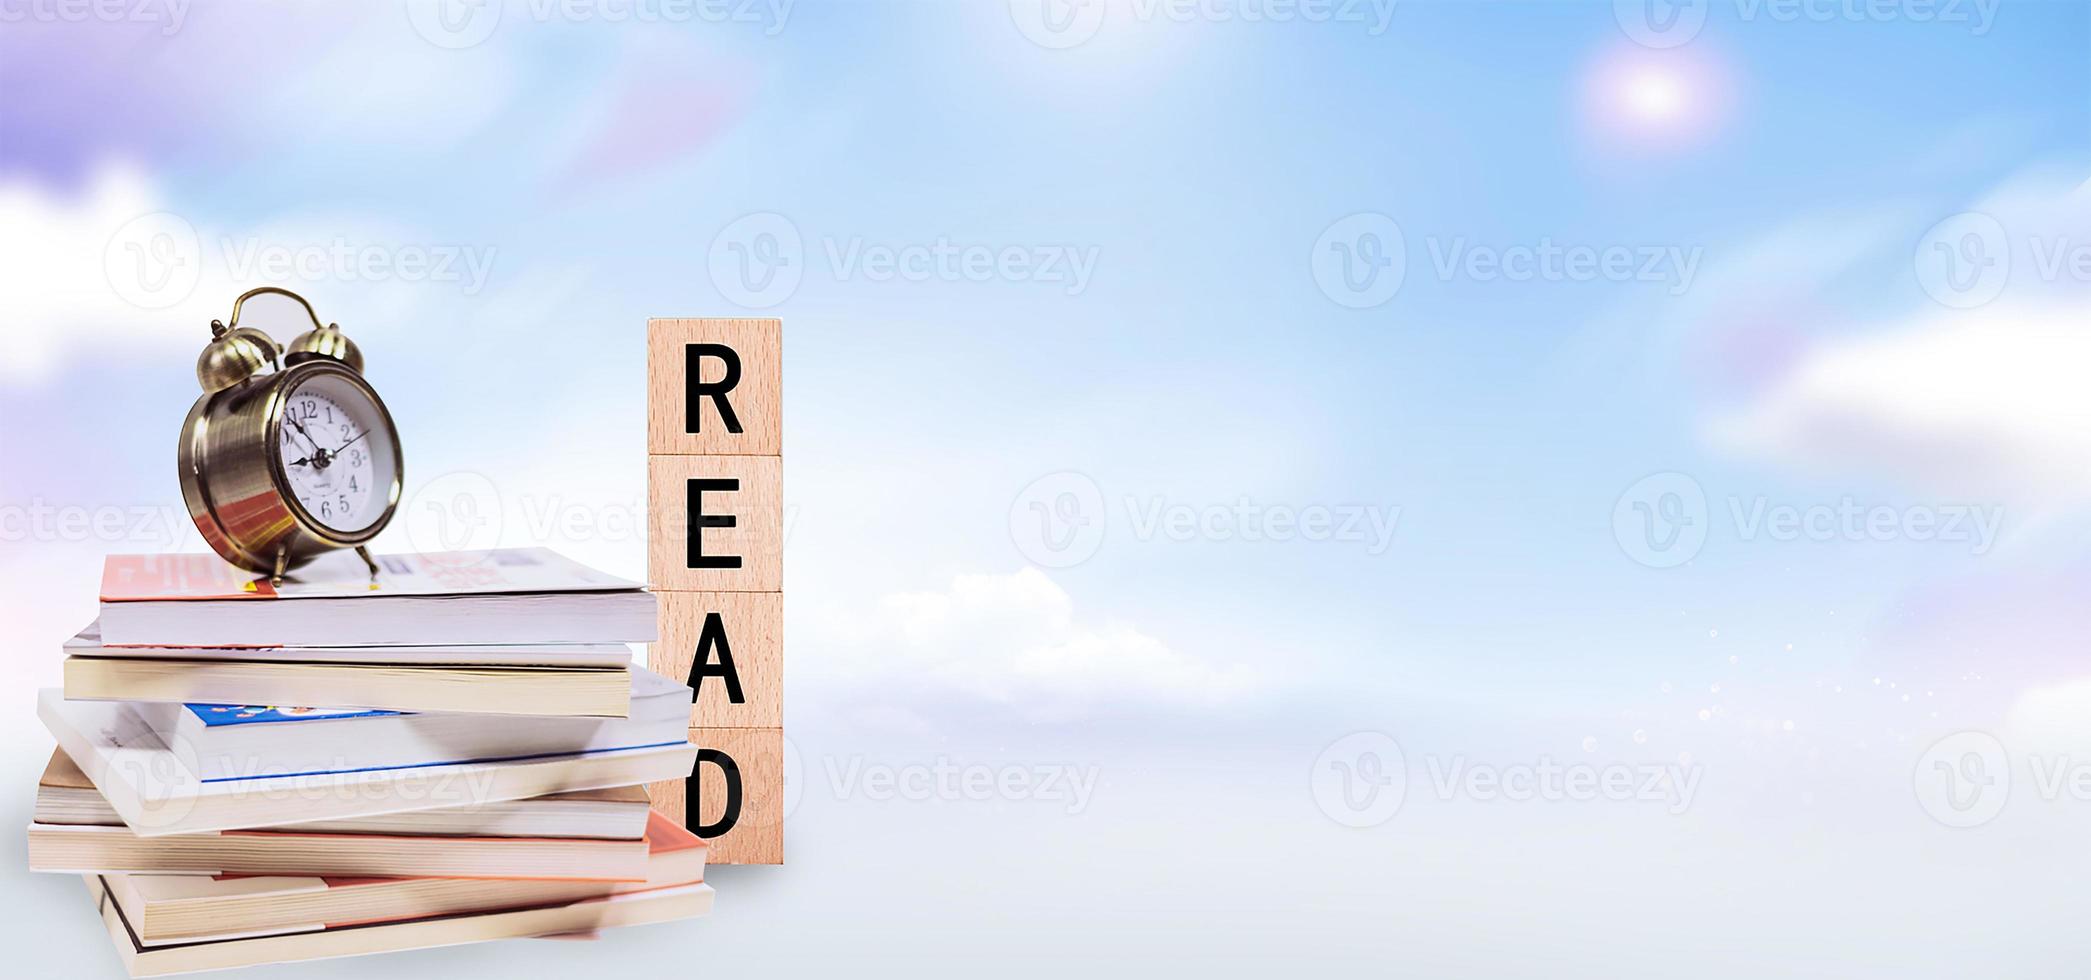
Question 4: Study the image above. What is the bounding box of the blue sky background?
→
[5,1,2091,975]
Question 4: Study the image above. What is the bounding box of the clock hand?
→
[335,428,372,454]
[284,415,323,455]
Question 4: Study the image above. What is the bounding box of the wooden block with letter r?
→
[647,317,781,456]
[647,727,785,866]
[647,454,783,593]
[651,591,782,728]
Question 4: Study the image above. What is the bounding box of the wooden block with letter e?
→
[647,315,784,864]
[651,590,782,728]
[646,727,785,866]
[647,317,781,456]
[647,454,783,593]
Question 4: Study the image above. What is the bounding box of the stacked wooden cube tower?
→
[644,318,784,865]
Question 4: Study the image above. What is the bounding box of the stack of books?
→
[29,548,710,976]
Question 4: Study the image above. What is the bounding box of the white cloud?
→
[2006,678,2091,757]
[1707,307,2091,501]
[0,167,524,388]
[0,167,229,385]
[817,568,1259,723]
[1704,166,2091,509]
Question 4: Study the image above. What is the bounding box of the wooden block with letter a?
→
[652,591,782,729]
[647,316,784,865]
[646,727,785,866]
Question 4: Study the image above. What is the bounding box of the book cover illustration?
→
[185,705,402,727]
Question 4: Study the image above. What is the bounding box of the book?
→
[85,875,713,976]
[102,813,705,944]
[98,548,657,647]
[29,821,651,881]
[70,621,634,668]
[65,658,634,717]
[36,749,654,840]
[41,691,695,837]
[128,665,687,781]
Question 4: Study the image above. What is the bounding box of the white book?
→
[36,748,656,840]
[129,665,690,781]
[67,621,635,668]
[98,548,656,647]
[39,690,695,837]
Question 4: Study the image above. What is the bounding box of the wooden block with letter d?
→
[646,727,785,866]
[646,316,784,864]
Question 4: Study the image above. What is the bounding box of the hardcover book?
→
[64,657,635,718]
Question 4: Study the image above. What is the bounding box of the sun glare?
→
[1581,45,1735,154]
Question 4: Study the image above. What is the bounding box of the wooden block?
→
[647,318,782,456]
[647,454,783,592]
[651,591,782,728]
[647,727,784,865]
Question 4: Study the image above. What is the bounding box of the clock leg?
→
[356,545,380,580]
[271,546,287,589]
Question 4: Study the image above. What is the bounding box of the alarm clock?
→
[177,287,403,584]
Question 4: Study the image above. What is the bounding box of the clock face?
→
[276,371,398,536]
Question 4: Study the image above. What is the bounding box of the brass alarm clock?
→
[178,287,404,583]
